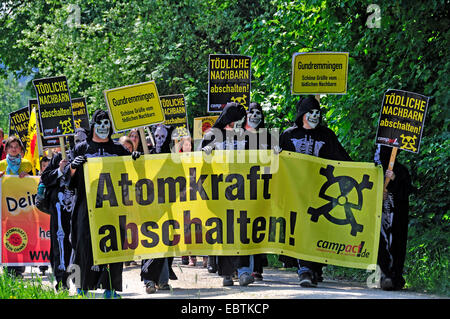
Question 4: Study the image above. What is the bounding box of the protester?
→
[119,135,134,153]
[235,102,271,286]
[37,156,51,276]
[374,144,414,290]
[68,109,131,298]
[0,136,32,278]
[279,96,352,288]
[128,128,144,152]
[40,146,75,291]
[201,102,248,286]
[136,124,178,293]
[175,136,208,268]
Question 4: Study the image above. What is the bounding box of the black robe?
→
[279,124,351,271]
[141,125,177,285]
[40,152,75,288]
[279,125,351,161]
[70,139,130,291]
[200,117,250,277]
[376,147,413,289]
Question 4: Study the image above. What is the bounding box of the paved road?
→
[26,257,443,300]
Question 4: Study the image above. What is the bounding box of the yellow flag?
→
[24,107,40,174]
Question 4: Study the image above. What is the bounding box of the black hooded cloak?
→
[278,96,351,275]
[374,144,413,290]
[70,109,130,291]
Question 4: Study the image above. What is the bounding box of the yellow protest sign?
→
[193,116,219,140]
[292,52,349,94]
[103,81,165,132]
[84,151,382,270]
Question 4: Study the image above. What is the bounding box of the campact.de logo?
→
[316,239,370,258]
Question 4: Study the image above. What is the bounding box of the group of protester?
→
[0,96,414,297]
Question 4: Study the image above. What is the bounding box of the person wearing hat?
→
[68,109,134,298]
[279,96,352,287]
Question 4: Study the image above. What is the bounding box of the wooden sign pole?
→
[59,136,67,160]
[138,127,150,154]
[383,146,398,193]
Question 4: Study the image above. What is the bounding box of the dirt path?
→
[24,257,443,300]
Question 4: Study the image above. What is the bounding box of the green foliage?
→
[0,74,31,132]
[0,268,77,299]
[235,0,449,295]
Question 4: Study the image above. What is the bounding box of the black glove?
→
[70,155,87,170]
[131,151,142,160]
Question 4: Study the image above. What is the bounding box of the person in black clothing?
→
[279,96,352,288]
[235,102,272,286]
[139,123,179,294]
[40,147,75,290]
[374,144,414,290]
[201,102,248,286]
[69,109,131,299]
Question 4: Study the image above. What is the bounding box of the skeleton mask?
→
[94,119,111,140]
[154,125,168,152]
[74,129,87,144]
[305,109,320,129]
[247,108,262,129]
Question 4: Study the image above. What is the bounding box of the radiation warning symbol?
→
[400,134,417,152]
[307,165,373,236]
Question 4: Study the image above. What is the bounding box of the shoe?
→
[251,272,263,281]
[223,275,234,286]
[189,257,197,266]
[381,277,394,291]
[239,273,255,286]
[207,265,217,273]
[145,281,157,294]
[298,272,317,288]
[157,283,171,290]
[181,256,189,265]
[103,290,121,299]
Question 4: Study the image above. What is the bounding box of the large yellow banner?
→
[84,150,382,270]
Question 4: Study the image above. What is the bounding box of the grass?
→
[0,267,80,299]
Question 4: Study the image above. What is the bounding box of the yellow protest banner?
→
[84,151,382,270]
[292,52,349,94]
[103,81,165,132]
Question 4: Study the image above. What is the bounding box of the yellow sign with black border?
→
[292,52,349,94]
[104,81,165,132]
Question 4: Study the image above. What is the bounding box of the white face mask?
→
[94,119,110,139]
[154,126,168,152]
[305,109,320,129]
[247,108,262,129]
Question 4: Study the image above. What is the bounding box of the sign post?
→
[32,76,75,152]
[375,89,429,193]
[208,54,251,112]
[292,52,349,95]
